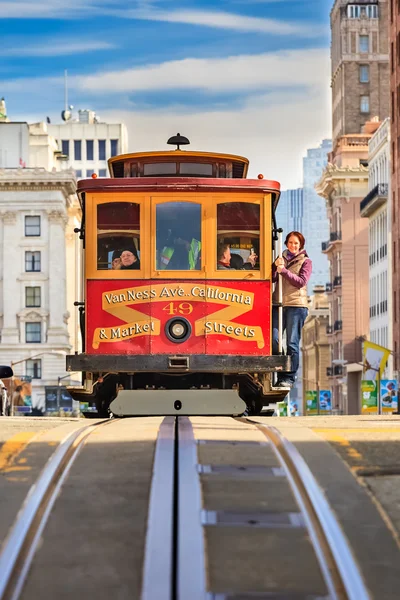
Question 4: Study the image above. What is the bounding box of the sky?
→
[0,0,333,188]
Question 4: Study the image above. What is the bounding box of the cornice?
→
[315,163,369,199]
[0,168,77,200]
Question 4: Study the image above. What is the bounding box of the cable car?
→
[67,134,290,417]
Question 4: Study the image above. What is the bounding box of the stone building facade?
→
[390,0,400,375]
[0,168,77,410]
[316,135,371,413]
[331,0,389,144]
[360,117,393,377]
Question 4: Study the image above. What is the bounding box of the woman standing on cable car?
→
[272,231,312,388]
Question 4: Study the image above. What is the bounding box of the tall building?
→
[275,188,304,238]
[47,109,128,179]
[390,2,400,376]
[360,118,392,377]
[303,139,332,291]
[315,0,389,414]
[331,0,389,145]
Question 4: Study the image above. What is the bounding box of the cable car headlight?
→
[165,318,191,343]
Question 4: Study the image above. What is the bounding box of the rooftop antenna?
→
[167,133,190,150]
[61,69,72,122]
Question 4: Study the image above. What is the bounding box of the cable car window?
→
[217,202,260,270]
[156,202,201,271]
[97,202,140,270]
[179,163,213,176]
[144,163,177,176]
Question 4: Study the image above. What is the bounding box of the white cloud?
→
[2,41,114,57]
[99,86,331,189]
[75,48,329,93]
[124,8,326,37]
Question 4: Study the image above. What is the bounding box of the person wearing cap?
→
[111,247,140,270]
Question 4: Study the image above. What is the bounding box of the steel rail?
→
[141,417,175,600]
[0,418,112,600]
[177,417,207,600]
[250,420,370,600]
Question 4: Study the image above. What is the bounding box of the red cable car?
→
[67,135,289,416]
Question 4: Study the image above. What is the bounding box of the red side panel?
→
[86,280,271,356]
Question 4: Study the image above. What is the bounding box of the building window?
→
[25,251,41,272]
[25,287,41,307]
[366,5,378,18]
[86,140,94,161]
[360,95,370,113]
[359,65,369,82]
[359,35,369,53]
[99,140,106,161]
[86,169,94,177]
[75,169,82,178]
[25,216,40,237]
[26,322,41,343]
[26,359,41,379]
[99,169,107,177]
[110,139,118,157]
[74,140,82,161]
[61,140,69,156]
[347,5,361,18]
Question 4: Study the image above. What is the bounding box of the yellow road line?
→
[0,432,37,471]
[313,430,363,460]
[313,428,400,434]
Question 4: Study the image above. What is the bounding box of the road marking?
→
[313,430,363,460]
[0,432,37,472]
[314,428,400,434]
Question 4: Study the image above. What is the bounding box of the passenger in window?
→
[217,243,233,269]
[272,231,312,388]
[111,250,122,270]
[120,247,140,270]
[160,231,201,270]
[229,250,258,270]
[229,253,244,269]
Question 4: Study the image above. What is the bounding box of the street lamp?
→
[10,350,66,416]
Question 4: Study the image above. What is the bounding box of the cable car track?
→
[0,416,369,600]
[0,418,114,600]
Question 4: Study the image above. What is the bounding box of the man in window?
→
[217,243,233,269]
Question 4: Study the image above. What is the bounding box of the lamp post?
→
[10,350,66,416]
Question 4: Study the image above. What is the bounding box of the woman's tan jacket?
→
[272,249,311,308]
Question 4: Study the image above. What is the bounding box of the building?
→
[390,1,400,376]
[47,109,128,179]
[314,0,389,414]
[331,0,389,145]
[303,139,332,291]
[275,188,304,238]
[316,130,377,413]
[0,167,77,410]
[301,286,330,411]
[360,117,392,377]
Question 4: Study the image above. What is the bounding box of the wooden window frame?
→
[86,191,272,280]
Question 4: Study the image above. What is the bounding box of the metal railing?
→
[360,183,388,213]
[333,276,342,287]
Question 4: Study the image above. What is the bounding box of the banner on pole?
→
[319,390,332,414]
[305,390,318,415]
[361,380,378,414]
[380,380,398,414]
[362,341,391,379]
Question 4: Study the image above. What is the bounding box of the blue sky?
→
[0,0,333,187]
